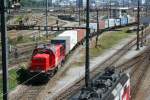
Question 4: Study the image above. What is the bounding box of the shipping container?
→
[89,23,97,30]
[105,19,109,28]
[128,17,136,24]
[76,29,86,42]
[80,23,97,33]
[51,36,71,54]
[80,23,97,30]
[59,30,78,50]
[115,18,121,26]
[108,19,115,27]
[99,20,105,29]
[121,17,128,25]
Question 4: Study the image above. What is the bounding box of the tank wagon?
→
[69,68,130,100]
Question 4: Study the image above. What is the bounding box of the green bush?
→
[16,16,23,23]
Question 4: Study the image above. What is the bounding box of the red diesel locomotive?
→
[30,44,65,74]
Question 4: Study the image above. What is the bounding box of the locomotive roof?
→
[69,68,130,100]
[36,43,62,53]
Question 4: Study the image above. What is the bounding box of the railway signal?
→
[0,0,9,100]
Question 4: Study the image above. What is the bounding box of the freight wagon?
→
[98,16,135,29]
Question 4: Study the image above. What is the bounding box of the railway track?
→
[67,47,150,100]
[129,50,150,99]
[20,85,44,100]
[116,46,150,99]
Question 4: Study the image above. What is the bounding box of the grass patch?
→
[90,29,132,57]
[0,69,19,100]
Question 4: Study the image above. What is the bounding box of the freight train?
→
[69,68,130,100]
[29,16,135,76]
[30,29,86,76]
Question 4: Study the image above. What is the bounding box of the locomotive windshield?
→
[32,49,52,57]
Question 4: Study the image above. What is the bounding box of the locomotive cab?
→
[30,49,55,73]
[29,44,65,74]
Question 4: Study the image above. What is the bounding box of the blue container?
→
[89,23,97,30]
[121,17,128,26]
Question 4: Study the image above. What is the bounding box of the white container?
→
[105,19,109,28]
[59,30,78,50]
[108,19,115,27]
